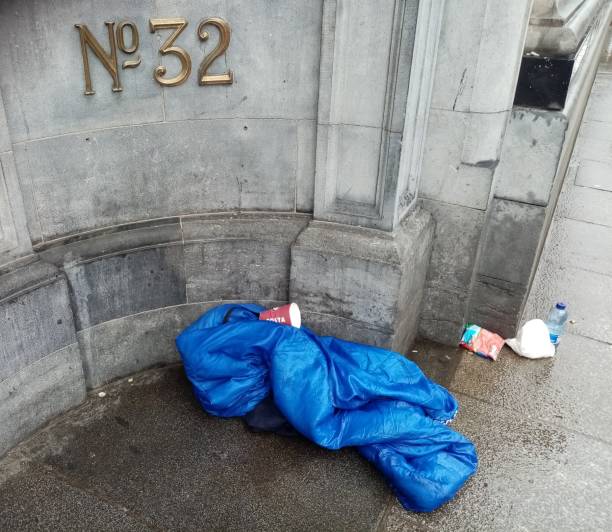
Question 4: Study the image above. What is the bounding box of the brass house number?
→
[74,18,233,95]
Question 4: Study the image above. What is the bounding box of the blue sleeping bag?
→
[176,304,477,512]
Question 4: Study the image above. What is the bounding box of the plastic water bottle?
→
[545,302,568,345]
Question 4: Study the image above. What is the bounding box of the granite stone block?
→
[0,0,163,142]
[430,1,531,114]
[291,227,403,331]
[419,109,494,210]
[417,318,465,350]
[66,244,185,330]
[78,300,286,389]
[0,343,85,458]
[14,118,299,240]
[300,310,393,349]
[313,0,418,231]
[0,152,32,261]
[78,305,189,389]
[420,199,486,291]
[1,274,76,383]
[494,109,567,206]
[477,199,546,286]
[467,274,527,337]
[420,286,469,327]
[0,257,59,300]
[291,208,434,350]
[418,199,485,343]
[314,123,404,229]
[183,213,308,304]
[320,0,397,129]
[185,240,291,303]
[158,0,323,123]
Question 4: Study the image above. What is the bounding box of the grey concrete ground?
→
[1,334,611,531]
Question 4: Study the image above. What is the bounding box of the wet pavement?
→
[1,335,611,531]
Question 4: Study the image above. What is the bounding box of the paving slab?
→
[449,334,612,443]
[381,392,612,532]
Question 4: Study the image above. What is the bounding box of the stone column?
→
[290,0,444,351]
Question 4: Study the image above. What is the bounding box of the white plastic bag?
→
[505,319,555,359]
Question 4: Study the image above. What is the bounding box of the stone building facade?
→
[1,0,611,456]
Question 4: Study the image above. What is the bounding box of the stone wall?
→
[0,212,308,456]
[417,0,534,343]
[0,0,438,458]
[0,0,323,245]
[6,0,590,455]
[417,0,612,342]
[0,0,326,457]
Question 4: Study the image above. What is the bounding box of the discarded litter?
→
[545,302,568,345]
[460,324,504,361]
[97,391,107,398]
[505,319,555,359]
[258,302,301,328]
[128,378,134,383]
[177,303,477,513]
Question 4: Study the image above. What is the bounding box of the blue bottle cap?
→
[556,302,567,310]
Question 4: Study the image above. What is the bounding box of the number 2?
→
[198,18,233,86]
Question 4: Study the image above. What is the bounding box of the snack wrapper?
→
[460,324,504,361]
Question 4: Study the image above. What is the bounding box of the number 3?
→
[149,18,191,86]
[198,18,233,85]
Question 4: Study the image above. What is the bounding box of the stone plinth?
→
[290,208,434,351]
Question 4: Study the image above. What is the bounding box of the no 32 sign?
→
[74,18,233,95]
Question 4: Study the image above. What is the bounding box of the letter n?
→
[74,22,122,95]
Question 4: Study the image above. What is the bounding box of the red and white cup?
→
[259,303,301,328]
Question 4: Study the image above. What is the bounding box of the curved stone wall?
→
[0,0,435,459]
[0,0,322,244]
[0,212,309,456]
